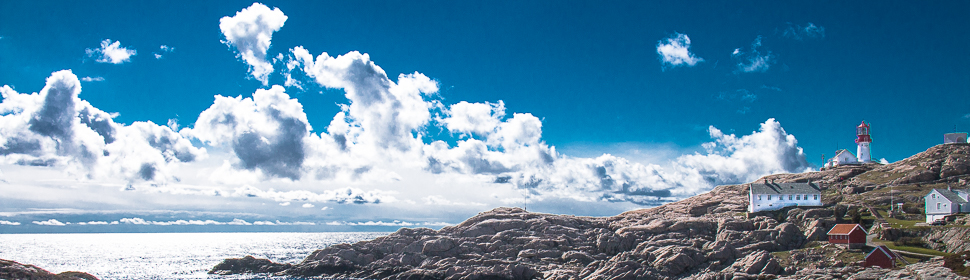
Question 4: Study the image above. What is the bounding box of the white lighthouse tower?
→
[856,121,872,163]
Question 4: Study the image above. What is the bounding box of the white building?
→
[925,188,970,223]
[825,149,858,168]
[944,133,968,144]
[749,181,823,213]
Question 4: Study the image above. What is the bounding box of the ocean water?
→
[0,232,389,280]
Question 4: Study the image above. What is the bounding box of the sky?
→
[0,1,968,233]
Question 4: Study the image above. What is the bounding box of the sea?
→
[0,232,389,280]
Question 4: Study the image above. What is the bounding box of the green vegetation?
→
[873,238,951,257]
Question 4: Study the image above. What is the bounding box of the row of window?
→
[757,194,818,201]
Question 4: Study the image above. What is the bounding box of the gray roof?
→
[750,182,821,195]
[931,189,968,203]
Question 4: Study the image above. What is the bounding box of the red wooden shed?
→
[827,224,867,249]
[865,245,898,268]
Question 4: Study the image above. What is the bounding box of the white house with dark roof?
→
[824,149,859,169]
[925,188,970,223]
[748,180,823,213]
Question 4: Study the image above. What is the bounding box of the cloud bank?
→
[0,3,816,213]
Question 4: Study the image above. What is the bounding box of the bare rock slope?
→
[212,144,970,279]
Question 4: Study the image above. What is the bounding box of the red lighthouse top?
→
[856,121,871,143]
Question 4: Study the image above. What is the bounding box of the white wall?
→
[857,142,871,163]
[749,192,822,213]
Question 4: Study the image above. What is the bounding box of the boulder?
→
[208,255,292,275]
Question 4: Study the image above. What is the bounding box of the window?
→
[758,195,762,200]
[938,203,941,210]
[933,194,936,199]
[796,195,800,200]
[768,195,772,200]
[789,195,793,200]
[780,195,784,200]
[814,195,818,200]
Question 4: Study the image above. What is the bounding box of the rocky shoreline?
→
[211,144,970,279]
[0,258,98,280]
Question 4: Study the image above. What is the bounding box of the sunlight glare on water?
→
[0,232,388,280]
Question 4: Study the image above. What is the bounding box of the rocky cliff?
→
[212,144,970,279]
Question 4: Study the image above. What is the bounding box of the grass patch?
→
[874,208,923,229]
[853,171,906,185]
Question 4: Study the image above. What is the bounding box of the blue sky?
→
[0,1,968,232]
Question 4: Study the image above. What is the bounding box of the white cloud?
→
[656,33,704,69]
[422,195,485,206]
[783,22,825,40]
[154,45,175,59]
[120,217,251,226]
[0,220,21,225]
[288,47,439,155]
[220,3,288,85]
[80,76,104,82]
[301,203,314,208]
[733,36,774,73]
[230,185,395,204]
[32,219,66,226]
[76,221,109,225]
[183,85,311,180]
[0,70,205,183]
[677,118,813,186]
[85,39,136,64]
[440,101,505,137]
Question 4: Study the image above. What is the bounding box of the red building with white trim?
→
[865,245,898,268]
[827,224,867,249]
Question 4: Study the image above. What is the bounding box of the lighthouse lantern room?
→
[856,121,872,163]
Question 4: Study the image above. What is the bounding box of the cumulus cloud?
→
[80,76,104,82]
[184,86,315,180]
[0,70,205,182]
[0,220,21,225]
[677,118,813,186]
[783,22,825,40]
[732,36,774,73]
[32,219,66,226]
[656,33,704,69]
[76,221,110,225]
[230,185,394,204]
[289,47,439,154]
[85,39,136,64]
[301,203,314,208]
[220,3,288,85]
